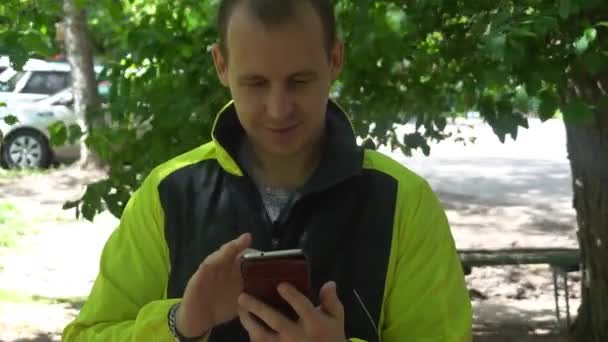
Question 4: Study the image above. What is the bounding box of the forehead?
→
[225,3,328,76]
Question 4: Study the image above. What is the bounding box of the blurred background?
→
[1,1,607,341]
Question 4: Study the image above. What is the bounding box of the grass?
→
[0,288,86,308]
[0,202,39,248]
[0,202,34,248]
[0,288,32,303]
[0,167,51,180]
[30,295,87,309]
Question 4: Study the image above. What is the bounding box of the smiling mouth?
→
[268,124,299,133]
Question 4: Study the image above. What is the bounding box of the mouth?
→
[267,123,300,134]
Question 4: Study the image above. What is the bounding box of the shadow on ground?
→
[473,300,572,342]
[474,331,567,342]
[404,157,578,242]
[10,333,59,342]
[29,295,85,311]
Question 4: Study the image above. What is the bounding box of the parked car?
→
[0,56,9,74]
[0,88,81,169]
[0,57,103,105]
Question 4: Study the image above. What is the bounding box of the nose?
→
[266,86,294,121]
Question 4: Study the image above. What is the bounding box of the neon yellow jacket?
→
[63,101,472,341]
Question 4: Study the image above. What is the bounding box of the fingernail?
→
[278,283,290,295]
[238,293,249,305]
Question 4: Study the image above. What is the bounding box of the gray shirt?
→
[237,141,295,222]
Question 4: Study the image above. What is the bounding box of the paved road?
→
[380,118,579,335]
[381,118,578,249]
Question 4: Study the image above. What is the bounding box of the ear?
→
[329,39,344,81]
[212,43,230,87]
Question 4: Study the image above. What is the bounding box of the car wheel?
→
[1,129,52,169]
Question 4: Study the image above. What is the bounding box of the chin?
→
[265,146,302,158]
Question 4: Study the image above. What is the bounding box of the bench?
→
[458,248,580,327]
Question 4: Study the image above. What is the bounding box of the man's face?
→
[212,2,343,158]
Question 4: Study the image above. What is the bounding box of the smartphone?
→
[240,249,312,323]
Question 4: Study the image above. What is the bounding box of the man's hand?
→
[238,281,347,342]
[175,233,252,338]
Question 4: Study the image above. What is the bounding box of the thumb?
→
[319,281,344,319]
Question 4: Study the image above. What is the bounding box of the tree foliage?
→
[0,1,62,66]
[2,0,606,220]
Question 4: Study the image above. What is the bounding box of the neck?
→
[246,137,324,190]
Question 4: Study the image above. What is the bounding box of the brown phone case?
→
[241,251,312,322]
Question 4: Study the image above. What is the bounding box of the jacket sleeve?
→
[380,179,472,342]
[62,174,204,341]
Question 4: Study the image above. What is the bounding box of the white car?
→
[0,57,103,105]
[0,56,9,74]
[0,88,82,169]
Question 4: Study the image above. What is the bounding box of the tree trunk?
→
[566,109,608,342]
[63,0,102,169]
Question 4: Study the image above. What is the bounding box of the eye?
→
[249,80,267,87]
[292,78,312,86]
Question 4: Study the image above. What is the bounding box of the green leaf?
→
[434,116,447,131]
[67,124,84,145]
[539,90,560,121]
[81,202,96,222]
[402,132,426,148]
[48,121,68,147]
[420,142,431,156]
[559,0,573,19]
[74,0,89,10]
[80,180,109,222]
[584,28,597,42]
[20,32,52,56]
[597,22,608,28]
[514,88,530,113]
[101,0,123,21]
[62,200,80,210]
[513,112,529,129]
[574,28,597,55]
[3,115,18,126]
[491,125,508,143]
[510,28,537,38]
[562,100,594,124]
[488,34,507,60]
[581,53,604,74]
[525,75,542,96]
[574,36,589,54]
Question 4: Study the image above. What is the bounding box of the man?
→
[63,0,472,341]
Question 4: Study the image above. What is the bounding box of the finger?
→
[242,248,261,255]
[238,307,277,342]
[238,293,294,333]
[233,247,260,270]
[319,281,344,319]
[277,283,317,323]
[220,233,252,266]
[200,233,251,267]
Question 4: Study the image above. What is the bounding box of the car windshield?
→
[0,70,25,92]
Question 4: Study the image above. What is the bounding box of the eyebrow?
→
[290,70,317,79]
[238,74,264,83]
[237,70,318,82]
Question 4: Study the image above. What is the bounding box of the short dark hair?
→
[217,0,336,56]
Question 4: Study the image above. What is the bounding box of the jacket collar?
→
[211,100,363,192]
